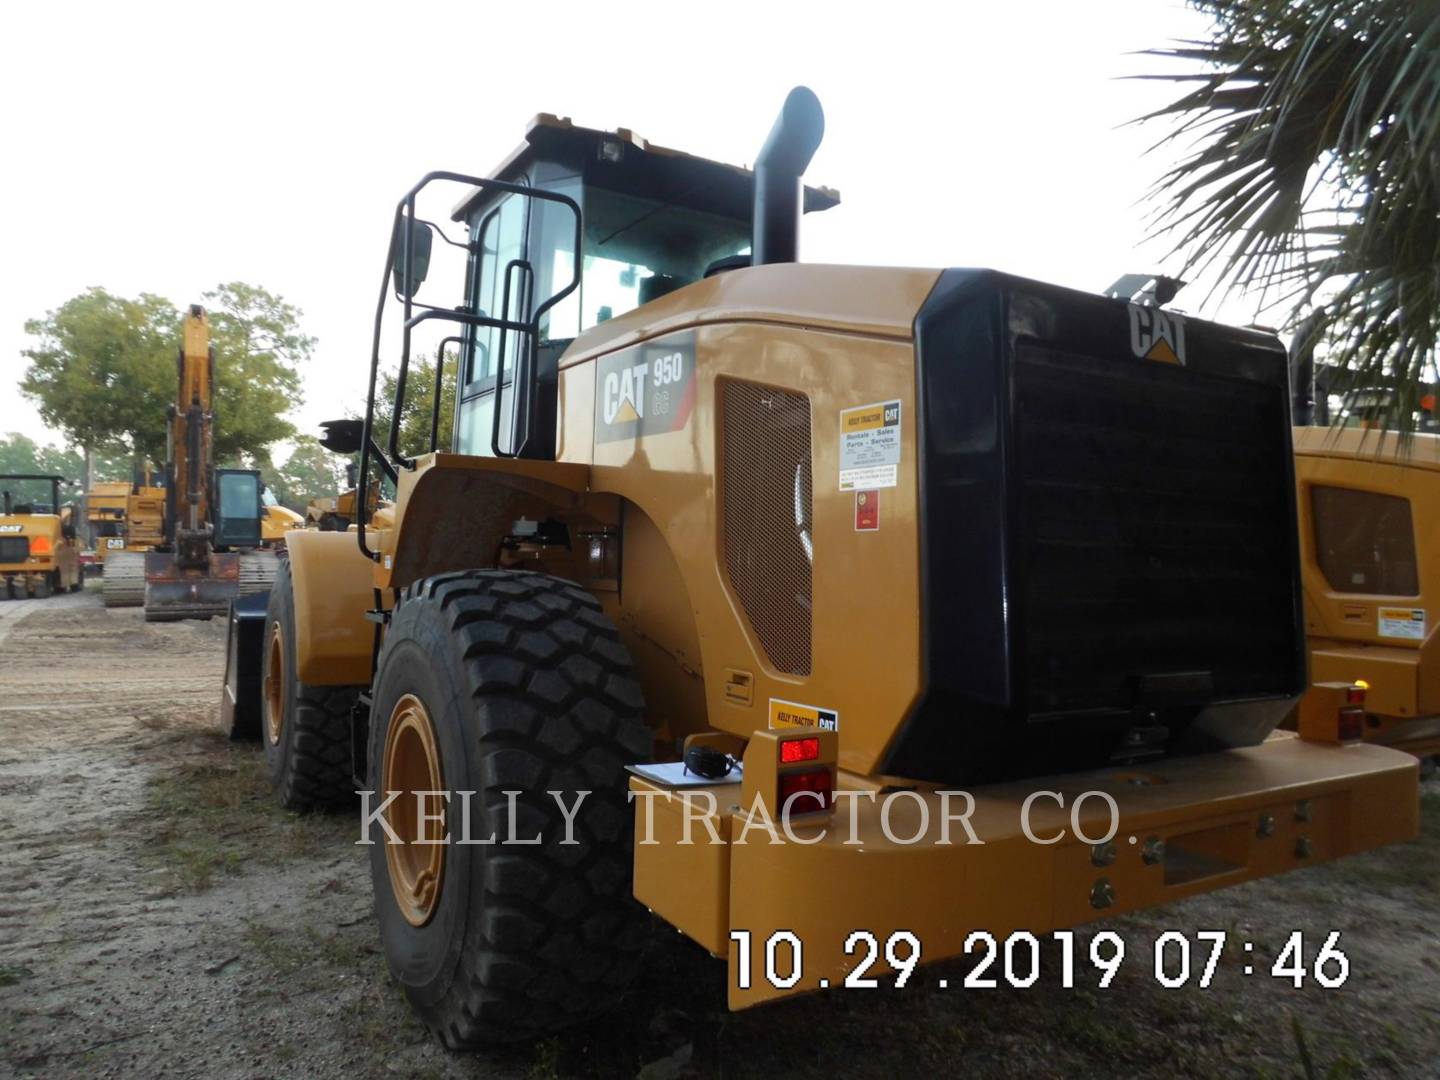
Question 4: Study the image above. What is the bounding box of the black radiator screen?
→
[1014,344,1297,716]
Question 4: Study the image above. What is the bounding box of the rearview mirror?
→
[319,418,365,455]
[390,217,434,298]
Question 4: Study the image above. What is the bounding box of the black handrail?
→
[357,171,581,563]
[491,257,536,458]
[431,335,464,455]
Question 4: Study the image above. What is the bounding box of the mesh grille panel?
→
[1015,344,1296,713]
[721,380,813,675]
[0,537,29,562]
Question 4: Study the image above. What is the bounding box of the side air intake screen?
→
[721,379,813,675]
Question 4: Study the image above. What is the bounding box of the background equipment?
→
[0,474,82,599]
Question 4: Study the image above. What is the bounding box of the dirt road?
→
[2,591,1438,1078]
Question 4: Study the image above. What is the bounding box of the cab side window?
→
[466,193,528,387]
[1311,485,1419,596]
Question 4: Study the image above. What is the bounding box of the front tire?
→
[261,559,358,809]
[368,570,651,1047]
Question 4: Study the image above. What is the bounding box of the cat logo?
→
[1128,304,1187,366]
[602,363,647,425]
[595,332,697,443]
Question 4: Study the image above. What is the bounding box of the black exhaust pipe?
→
[753,86,825,266]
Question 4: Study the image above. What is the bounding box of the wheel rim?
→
[382,693,446,928]
[264,623,285,746]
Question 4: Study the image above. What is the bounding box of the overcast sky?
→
[0,0,1223,451]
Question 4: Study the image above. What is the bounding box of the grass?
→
[137,742,345,893]
[0,963,32,988]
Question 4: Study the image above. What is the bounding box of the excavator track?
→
[102,551,146,608]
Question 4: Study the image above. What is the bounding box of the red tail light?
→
[780,737,820,764]
[778,768,833,815]
[1337,706,1364,741]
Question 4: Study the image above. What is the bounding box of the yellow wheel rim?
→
[264,623,285,746]
[382,693,447,928]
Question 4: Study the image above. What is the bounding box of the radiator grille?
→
[721,380,813,675]
[0,537,29,563]
[1015,345,1296,714]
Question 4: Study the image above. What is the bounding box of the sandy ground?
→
[1,589,1438,1079]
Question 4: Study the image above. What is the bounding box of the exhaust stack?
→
[752,87,825,266]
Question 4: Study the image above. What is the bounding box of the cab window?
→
[466,192,528,386]
[1311,485,1419,595]
[580,188,749,329]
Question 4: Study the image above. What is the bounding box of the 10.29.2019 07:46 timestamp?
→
[729,929,1351,991]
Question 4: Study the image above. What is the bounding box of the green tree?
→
[203,282,313,463]
[1139,0,1440,432]
[372,349,458,459]
[20,283,315,478]
[19,287,177,482]
[273,436,346,510]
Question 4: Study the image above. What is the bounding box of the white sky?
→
[0,0,1226,450]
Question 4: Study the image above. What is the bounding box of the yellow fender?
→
[286,529,374,685]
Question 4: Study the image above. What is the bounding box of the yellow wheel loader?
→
[0,475,82,599]
[261,487,305,549]
[1292,426,1440,770]
[224,90,1418,1046]
[304,462,385,532]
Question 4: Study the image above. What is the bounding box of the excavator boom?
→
[140,306,273,621]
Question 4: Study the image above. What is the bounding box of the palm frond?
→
[1135,0,1440,435]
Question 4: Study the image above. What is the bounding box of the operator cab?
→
[385,114,838,461]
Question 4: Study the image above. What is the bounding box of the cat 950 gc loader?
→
[226,88,1419,1046]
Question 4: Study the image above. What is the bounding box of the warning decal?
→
[769,698,839,732]
[854,489,879,531]
[1378,607,1425,641]
[839,399,901,490]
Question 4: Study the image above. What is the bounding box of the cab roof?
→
[451,113,840,224]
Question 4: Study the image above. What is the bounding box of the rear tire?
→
[33,575,52,599]
[368,569,652,1047]
[261,559,358,809]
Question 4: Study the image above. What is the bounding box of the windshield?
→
[537,187,750,339]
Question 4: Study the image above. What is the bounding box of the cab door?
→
[456,190,529,457]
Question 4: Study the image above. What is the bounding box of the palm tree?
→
[1138,0,1440,433]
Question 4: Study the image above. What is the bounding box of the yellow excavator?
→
[104,306,278,620]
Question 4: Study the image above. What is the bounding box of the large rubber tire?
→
[261,559,359,809]
[368,570,652,1047]
[33,574,52,600]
